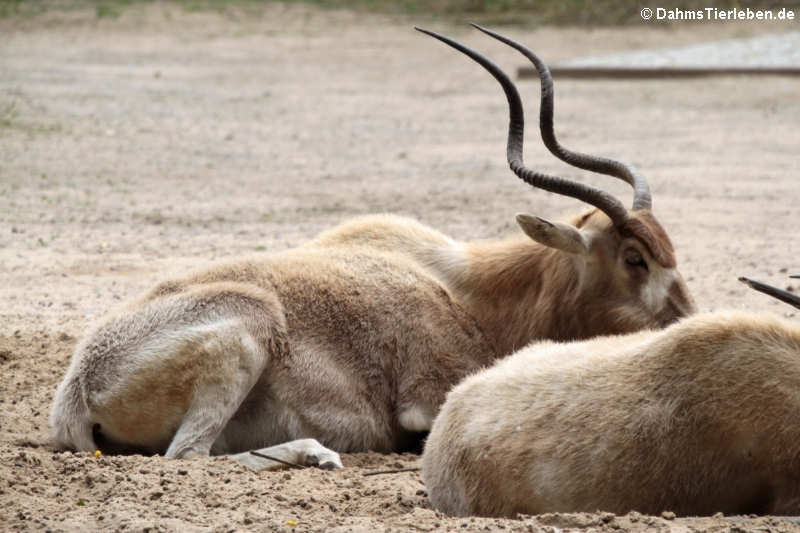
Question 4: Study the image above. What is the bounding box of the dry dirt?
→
[1,4,799,532]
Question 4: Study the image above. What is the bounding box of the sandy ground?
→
[2,3,800,532]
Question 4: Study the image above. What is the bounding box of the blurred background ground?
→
[1,1,799,531]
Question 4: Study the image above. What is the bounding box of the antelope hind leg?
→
[161,318,273,459]
[232,438,343,471]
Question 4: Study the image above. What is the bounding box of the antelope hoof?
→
[308,454,340,470]
[299,439,343,470]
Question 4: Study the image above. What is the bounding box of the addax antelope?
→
[422,275,800,517]
[51,26,694,469]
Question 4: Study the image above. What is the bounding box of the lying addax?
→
[422,275,800,516]
[50,26,694,470]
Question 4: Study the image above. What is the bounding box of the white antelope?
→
[50,26,694,470]
[422,276,800,517]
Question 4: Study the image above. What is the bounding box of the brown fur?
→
[422,311,800,517]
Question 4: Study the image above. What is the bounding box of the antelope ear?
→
[516,213,590,255]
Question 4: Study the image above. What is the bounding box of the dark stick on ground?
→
[249,450,307,469]
[362,467,421,477]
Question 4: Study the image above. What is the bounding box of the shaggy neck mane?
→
[437,236,587,356]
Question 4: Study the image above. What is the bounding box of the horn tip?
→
[470,22,493,35]
[414,26,436,36]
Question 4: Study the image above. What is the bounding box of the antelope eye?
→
[624,249,647,269]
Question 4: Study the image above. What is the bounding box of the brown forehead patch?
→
[619,210,676,268]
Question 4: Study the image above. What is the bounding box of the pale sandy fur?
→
[422,311,800,517]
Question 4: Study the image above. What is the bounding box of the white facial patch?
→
[640,266,677,314]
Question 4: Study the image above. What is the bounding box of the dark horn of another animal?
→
[739,277,800,310]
